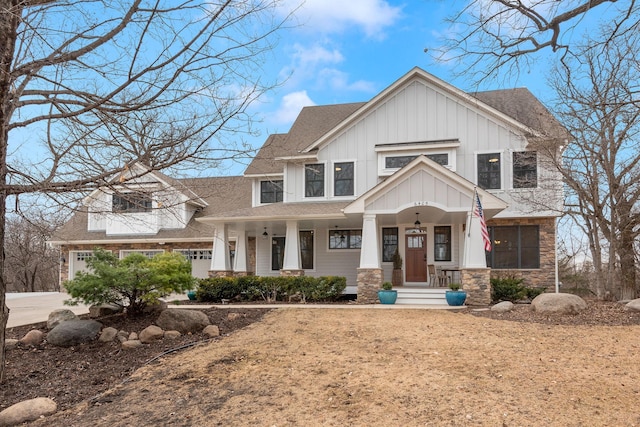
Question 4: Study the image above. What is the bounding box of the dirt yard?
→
[31,304,640,427]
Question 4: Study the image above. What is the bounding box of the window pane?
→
[426,153,448,166]
[513,151,537,188]
[492,226,518,268]
[300,231,314,270]
[271,237,285,270]
[329,229,362,249]
[112,193,152,213]
[477,153,501,189]
[434,226,451,261]
[382,227,399,262]
[385,155,417,168]
[305,164,325,197]
[520,226,540,268]
[334,162,354,196]
[260,180,283,203]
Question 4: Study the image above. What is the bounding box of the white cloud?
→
[283,0,403,38]
[318,68,376,93]
[271,90,316,124]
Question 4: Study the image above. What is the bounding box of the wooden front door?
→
[405,234,427,282]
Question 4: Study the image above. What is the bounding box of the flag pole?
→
[467,187,477,238]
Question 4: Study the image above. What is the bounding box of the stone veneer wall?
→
[487,217,557,289]
[461,268,491,305]
[357,268,383,304]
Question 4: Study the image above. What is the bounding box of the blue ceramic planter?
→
[445,290,467,306]
[187,290,197,301]
[378,290,398,304]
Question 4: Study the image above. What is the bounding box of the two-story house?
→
[50,67,566,305]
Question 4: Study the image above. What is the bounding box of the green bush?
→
[195,275,347,303]
[491,276,526,302]
[64,249,194,315]
[491,276,547,303]
[196,277,239,302]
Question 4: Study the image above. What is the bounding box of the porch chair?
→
[427,264,438,287]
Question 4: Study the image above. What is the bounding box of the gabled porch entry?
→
[344,155,508,304]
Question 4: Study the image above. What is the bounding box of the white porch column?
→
[233,223,248,273]
[211,222,231,271]
[461,212,488,268]
[359,214,380,268]
[282,220,301,270]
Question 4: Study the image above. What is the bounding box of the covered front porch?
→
[197,156,507,305]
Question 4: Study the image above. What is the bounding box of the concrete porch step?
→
[394,286,448,305]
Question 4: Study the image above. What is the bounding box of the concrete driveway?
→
[5,292,90,328]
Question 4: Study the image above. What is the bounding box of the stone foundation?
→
[461,268,491,306]
[208,270,234,278]
[357,268,383,304]
[280,269,305,277]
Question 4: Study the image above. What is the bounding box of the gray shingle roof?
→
[244,102,366,176]
[471,88,567,139]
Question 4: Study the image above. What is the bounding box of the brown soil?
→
[4,300,640,426]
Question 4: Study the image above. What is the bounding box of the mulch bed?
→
[1,307,271,413]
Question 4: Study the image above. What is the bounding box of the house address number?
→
[414,201,429,206]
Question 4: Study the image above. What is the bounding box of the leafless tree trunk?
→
[0,0,289,383]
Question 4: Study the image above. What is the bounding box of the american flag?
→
[474,191,491,252]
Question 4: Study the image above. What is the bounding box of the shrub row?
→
[196,275,347,303]
[491,276,546,303]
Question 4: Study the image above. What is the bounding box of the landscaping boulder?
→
[47,309,78,330]
[89,303,123,318]
[203,324,220,337]
[19,330,45,346]
[156,308,210,334]
[142,300,168,315]
[139,325,164,343]
[122,340,142,349]
[0,397,57,426]
[99,327,119,343]
[164,330,181,340]
[47,319,103,347]
[491,301,514,313]
[532,293,587,314]
[624,298,640,312]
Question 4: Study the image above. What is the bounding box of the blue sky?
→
[223,0,561,175]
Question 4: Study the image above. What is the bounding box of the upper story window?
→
[477,153,501,190]
[385,154,448,169]
[260,180,283,203]
[112,192,152,213]
[305,164,325,197]
[513,151,537,189]
[334,162,354,196]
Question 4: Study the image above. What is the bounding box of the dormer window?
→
[260,180,283,203]
[112,192,152,213]
[305,163,325,197]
